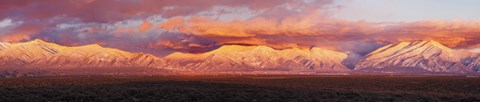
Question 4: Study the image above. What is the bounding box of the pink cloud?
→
[1,0,479,56]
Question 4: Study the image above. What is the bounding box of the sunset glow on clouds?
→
[0,0,479,56]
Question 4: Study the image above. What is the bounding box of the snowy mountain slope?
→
[1,39,478,76]
[163,45,352,72]
[0,39,163,68]
[462,55,480,72]
[355,40,476,73]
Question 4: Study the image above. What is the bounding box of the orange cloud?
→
[159,11,380,38]
[3,0,480,56]
[159,17,185,30]
[1,24,40,42]
[1,34,30,42]
[147,39,218,53]
[138,20,153,32]
[377,20,480,48]
[148,40,184,50]
[114,28,134,33]
[159,14,480,50]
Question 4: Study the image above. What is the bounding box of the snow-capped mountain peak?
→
[163,45,351,72]
[0,39,163,69]
[355,40,475,73]
[1,39,478,76]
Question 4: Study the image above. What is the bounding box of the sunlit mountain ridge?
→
[0,39,479,76]
[0,39,163,69]
[164,45,353,72]
[356,40,479,73]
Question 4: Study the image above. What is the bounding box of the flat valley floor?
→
[0,75,479,101]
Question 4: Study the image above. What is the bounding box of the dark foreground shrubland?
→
[0,75,479,102]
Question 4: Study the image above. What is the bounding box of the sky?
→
[334,0,480,22]
[0,0,479,56]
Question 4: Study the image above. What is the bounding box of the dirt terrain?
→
[0,75,479,101]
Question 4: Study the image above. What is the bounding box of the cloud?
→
[0,0,306,22]
[0,18,17,28]
[0,18,38,42]
[375,20,480,48]
[138,19,153,32]
[1,0,479,56]
[156,15,480,55]
[146,34,221,53]
[183,17,374,36]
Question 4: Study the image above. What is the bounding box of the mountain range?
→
[0,39,478,77]
[0,39,163,68]
[356,40,478,74]
[163,45,353,73]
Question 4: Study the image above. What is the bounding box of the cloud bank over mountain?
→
[0,0,479,57]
